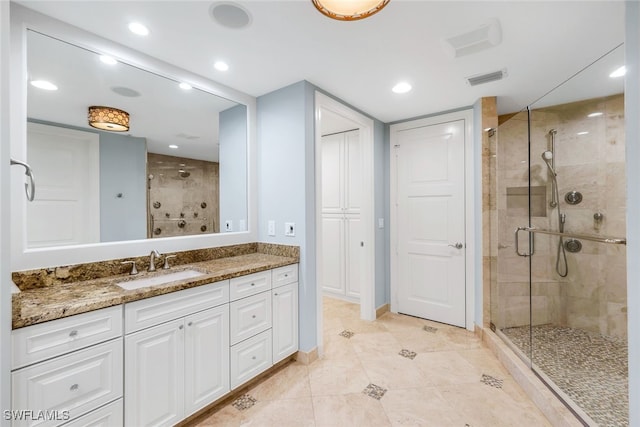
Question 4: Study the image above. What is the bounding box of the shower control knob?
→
[448,242,463,249]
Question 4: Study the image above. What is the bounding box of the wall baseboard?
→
[295,347,318,365]
[376,303,390,318]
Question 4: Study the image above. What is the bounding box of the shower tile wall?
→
[495,94,627,339]
[147,153,220,237]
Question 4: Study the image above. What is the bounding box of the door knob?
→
[448,242,463,249]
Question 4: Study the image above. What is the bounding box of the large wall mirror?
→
[10,5,256,270]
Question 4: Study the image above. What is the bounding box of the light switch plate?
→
[285,222,295,237]
[268,220,276,236]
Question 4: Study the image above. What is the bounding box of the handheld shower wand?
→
[541,147,567,277]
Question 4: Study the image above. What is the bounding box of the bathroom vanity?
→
[10,243,299,427]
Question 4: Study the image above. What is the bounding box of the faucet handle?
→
[163,254,177,270]
[121,260,138,275]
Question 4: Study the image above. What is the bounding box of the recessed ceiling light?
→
[169,144,179,149]
[128,22,150,36]
[588,112,603,118]
[179,82,192,90]
[392,82,412,94]
[577,131,589,136]
[30,80,58,91]
[214,61,229,71]
[100,55,117,65]
[609,66,626,78]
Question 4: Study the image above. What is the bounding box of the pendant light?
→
[312,0,390,21]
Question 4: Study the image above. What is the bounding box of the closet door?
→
[344,130,362,299]
[321,215,345,295]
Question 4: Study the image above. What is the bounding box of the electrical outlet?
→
[285,222,295,237]
[268,220,276,236]
[378,218,385,229]
[225,220,233,232]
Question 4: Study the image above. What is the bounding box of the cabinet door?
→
[184,305,229,417]
[124,320,184,427]
[321,133,344,215]
[272,283,298,364]
[344,129,361,214]
[345,216,362,299]
[321,215,345,295]
[60,399,122,427]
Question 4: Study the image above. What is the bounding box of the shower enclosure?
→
[491,45,628,426]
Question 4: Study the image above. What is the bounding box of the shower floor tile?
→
[502,324,628,427]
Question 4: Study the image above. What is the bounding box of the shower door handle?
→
[514,227,534,257]
[448,242,463,249]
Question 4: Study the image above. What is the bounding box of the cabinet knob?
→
[188,322,193,326]
[70,384,79,391]
[252,356,256,360]
[284,274,288,277]
[250,283,255,287]
[274,293,279,296]
[69,330,78,338]
[179,325,184,330]
[252,315,256,319]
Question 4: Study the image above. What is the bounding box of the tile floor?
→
[193,297,551,426]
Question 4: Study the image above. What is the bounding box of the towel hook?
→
[10,158,36,201]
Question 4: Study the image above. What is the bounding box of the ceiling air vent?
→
[466,69,507,86]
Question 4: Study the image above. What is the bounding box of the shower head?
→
[541,151,558,177]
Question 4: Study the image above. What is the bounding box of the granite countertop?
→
[12,248,298,330]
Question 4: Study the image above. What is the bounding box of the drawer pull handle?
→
[252,356,256,360]
[251,283,255,286]
[274,293,278,296]
[70,384,79,391]
[284,274,288,277]
[252,315,256,319]
[179,325,184,330]
[188,322,193,326]
[69,330,78,338]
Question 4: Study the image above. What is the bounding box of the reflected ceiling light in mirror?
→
[179,82,192,90]
[169,144,179,149]
[577,131,589,136]
[609,66,626,78]
[214,61,229,71]
[88,106,130,132]
[392,82,412,94]
[128,22,150,36]
[210,2,252,29]
[30,80,58,91]
[588,112,603,118]
[312,0,390,21]
[100,55,117,65]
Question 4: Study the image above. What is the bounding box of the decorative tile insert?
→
[422,325,438,333]
[481,374,504,389]
[398,349,417,360]
[362,383,387,400]
[339,329,355,339]
[232,394,257,411]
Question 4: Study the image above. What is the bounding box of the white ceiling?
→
[18,0,625,126]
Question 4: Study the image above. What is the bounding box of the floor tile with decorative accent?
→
[190,297,550,426]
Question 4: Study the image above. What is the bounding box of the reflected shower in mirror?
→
[26,31,247,248]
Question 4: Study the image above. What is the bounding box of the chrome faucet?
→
[148,250,161,272]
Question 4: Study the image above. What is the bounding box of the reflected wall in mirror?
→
[26,30,248,248]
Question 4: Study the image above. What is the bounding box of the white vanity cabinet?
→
[11,306,124,427]
[124,281,230,427]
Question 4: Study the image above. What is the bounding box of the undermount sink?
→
[116,269,206,291]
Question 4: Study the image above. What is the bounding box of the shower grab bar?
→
[515,226,626,257]
[10,158,35,201]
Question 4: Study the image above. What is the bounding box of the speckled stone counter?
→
[11,243,299,329]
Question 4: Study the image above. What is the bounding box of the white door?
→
[394,120,466,327]
[26,122,100,248]
[125,319,184,427]
[184,305,229,417]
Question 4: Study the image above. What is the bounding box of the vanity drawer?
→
[12,339,123,427]
[230,329,272,389]
[229,291,272,345]
[271,264,298,288]
[229,271,271,301]
[12,306,122,370]
[125,280,229,333]
[60,399,123,427]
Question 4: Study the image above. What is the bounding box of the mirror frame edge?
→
[9,3,257,271]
